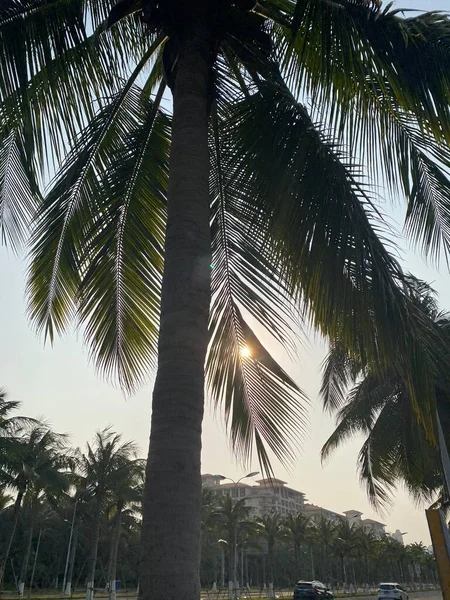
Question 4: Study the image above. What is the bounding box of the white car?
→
[378,583,408,600]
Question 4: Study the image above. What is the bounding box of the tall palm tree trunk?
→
[66,525,79,595]
[139,18,212,600]
[85,506,101,600]
[108,508,123,600]
[0,491,23,585]
[268,544,274,598]
[18,522,34,596]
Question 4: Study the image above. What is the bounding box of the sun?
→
[240,346,251,358]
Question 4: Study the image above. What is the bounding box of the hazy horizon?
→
[1,0,449,546]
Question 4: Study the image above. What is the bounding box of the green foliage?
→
[321,278,450,508]
[1,0,450,476]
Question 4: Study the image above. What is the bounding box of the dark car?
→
[293,581,334,600]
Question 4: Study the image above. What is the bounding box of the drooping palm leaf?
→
[321,279,450,507]
[207,107,306,473]
[78,84,169,390]
[27,39,165,345]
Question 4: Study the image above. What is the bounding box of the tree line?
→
[0,390,437,596]
[200,490,437,592]
[0,392,143,598]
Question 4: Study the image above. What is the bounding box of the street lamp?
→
[215,472,259,599]
[336,538,347,585]
[218,539,228,589]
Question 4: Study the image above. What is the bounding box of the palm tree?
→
[284,512,310,577]
[332,520,357,587]
[4,2,450,599]
[0,422,65,586]
[214,495,252,593]
[75,429,139,600]
[355,529,377,585]
[7,425,70,595]
[0,389,39,584]
[321,278,450,508]
[105,459,144,600]
[310,518,337,584]
[257,513,284,597]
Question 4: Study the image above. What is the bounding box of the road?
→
[354,593,442,600]
[200,590,443,600]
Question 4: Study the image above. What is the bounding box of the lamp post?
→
[218,539,228,588]
[215,472,259,599]
[336,537,347,587]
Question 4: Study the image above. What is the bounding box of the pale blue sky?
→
[1,0,449,545]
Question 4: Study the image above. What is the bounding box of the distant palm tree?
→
[257,513,284,597]
[321,278,450,508]
[355,529,377,585]
[0,389,37,484]
[75,429,139,600]
[4,1,450,596]
[332,520,358,586]
[214,495,252,592]
[105,458,144,600]
[11,425,69,595]
[0,423,66,586]
[284,512,310,577]
[310,518,337,584]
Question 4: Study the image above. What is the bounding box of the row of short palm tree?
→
[200,489,436,591]
[200,492,438,592]
[1,387,439,596]
[0,391,144,597]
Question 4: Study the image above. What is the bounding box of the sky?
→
[1,0,449,547]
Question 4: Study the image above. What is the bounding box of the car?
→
[378,583,408,600]
[293,581,334,600]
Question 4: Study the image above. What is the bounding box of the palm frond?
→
[0,3,153,181]
[263,1,450,261]
[218,79,446,431]
[78,84,169,391]
[320,341,363,414]
[27,39,163,348]
[0,130,40,251]
[207,109,307,475]
[321,374,398,463]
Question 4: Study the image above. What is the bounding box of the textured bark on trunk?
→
[85,505,101,600]
[139,17,212,600]
[0,491,23,584]
[108,507,122,600]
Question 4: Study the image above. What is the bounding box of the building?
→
[202,474,390,536]
[390,529,406,544]
[344,510,386,537]
[303,503,344,524]
[201,475,306,516]
[247,479,306,516]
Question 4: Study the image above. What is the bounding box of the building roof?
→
[219,482,251,488]
[362,518,386,526]
[344,510,363,516]
[202,473,215,478]
[255,478,288,486]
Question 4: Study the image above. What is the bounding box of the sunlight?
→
[240,346,251,358]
